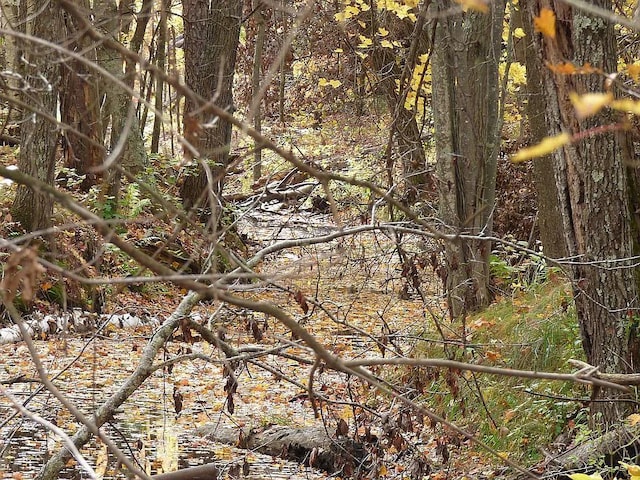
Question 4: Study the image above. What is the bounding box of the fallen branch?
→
[519,423,640,479]
[36,291,202,480]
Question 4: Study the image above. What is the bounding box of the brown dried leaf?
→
[173,387,183,415]
[0,247,46,303]
[293,290,309,314]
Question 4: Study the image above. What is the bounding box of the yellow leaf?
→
[534,8,556,39]
[381,39,394,49]
[358,35,373,48]
[568,473,602,480]
[511,132,570,163]
[513,27,526,38]
[455,0,489,13]
[379,464,388,476]
[627,413,640,425]
[377,27,389,37]
[569,92,613,119]
[334,48,344,53]
[329,80,342,88]
[611,98,640,115]
[628,63,640,82]
[620,463,640,477]
[318,77,329,87]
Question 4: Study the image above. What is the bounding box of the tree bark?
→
[59,0,105,191]
[518,5,567,259]
[251,2,266,182]
[369,9,429,202]
[94,0,149,212]
[431,0,506,318]
[11,0,63,232]
[180,0,242,210]
[151,0,169,154]
[523,0,640,427]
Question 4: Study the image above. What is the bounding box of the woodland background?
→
[1,0,640,479]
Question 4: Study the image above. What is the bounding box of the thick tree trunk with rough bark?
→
[431,0,506,318]
[180,0,242,210]
[11,0,63,232]
[523,0,640,427]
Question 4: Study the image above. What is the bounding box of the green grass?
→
[413,274,587,464]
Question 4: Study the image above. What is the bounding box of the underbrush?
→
[411,274,586,466]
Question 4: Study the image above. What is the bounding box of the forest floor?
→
[0,112,583,479]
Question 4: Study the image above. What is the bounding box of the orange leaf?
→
[547,62,599,75]
[547,62,577,75]
[629,63,640,83]
[485,350,502,361]
[534,8,556,39]
[503,409,516,423]
[455,0,489,13]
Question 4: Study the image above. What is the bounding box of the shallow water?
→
[0,335,328,479]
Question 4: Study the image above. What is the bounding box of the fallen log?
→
[150,463,219,480]
[196,424,368,474]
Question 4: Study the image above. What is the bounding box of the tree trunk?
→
[94,0,149,213]
[251,2,266,182]
[523,0,640,427]
[369,9,429,202]
[518,6,566,259]
[59,0,105,191]
[11,0,63,232]
[431,0,506,318]
[0,0,22,125]
[151,0,169,154]
[180,0,242,210]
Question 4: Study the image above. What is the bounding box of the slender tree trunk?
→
[431,0,506,318]
[151,0,169,154]
[0,0,21,125]
[369,9,429,201]
[524,0,640,427]
[11,0,63,232]
[252,2,266,182]
[180,0,242,210]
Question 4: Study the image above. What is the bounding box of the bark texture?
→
[431,0,506,318]
[518,5,567,259]
[523,0,640,426]
[11,0,63,232]
[180,0,242,209]
[59,0,105,191]
[94,0,149,210]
